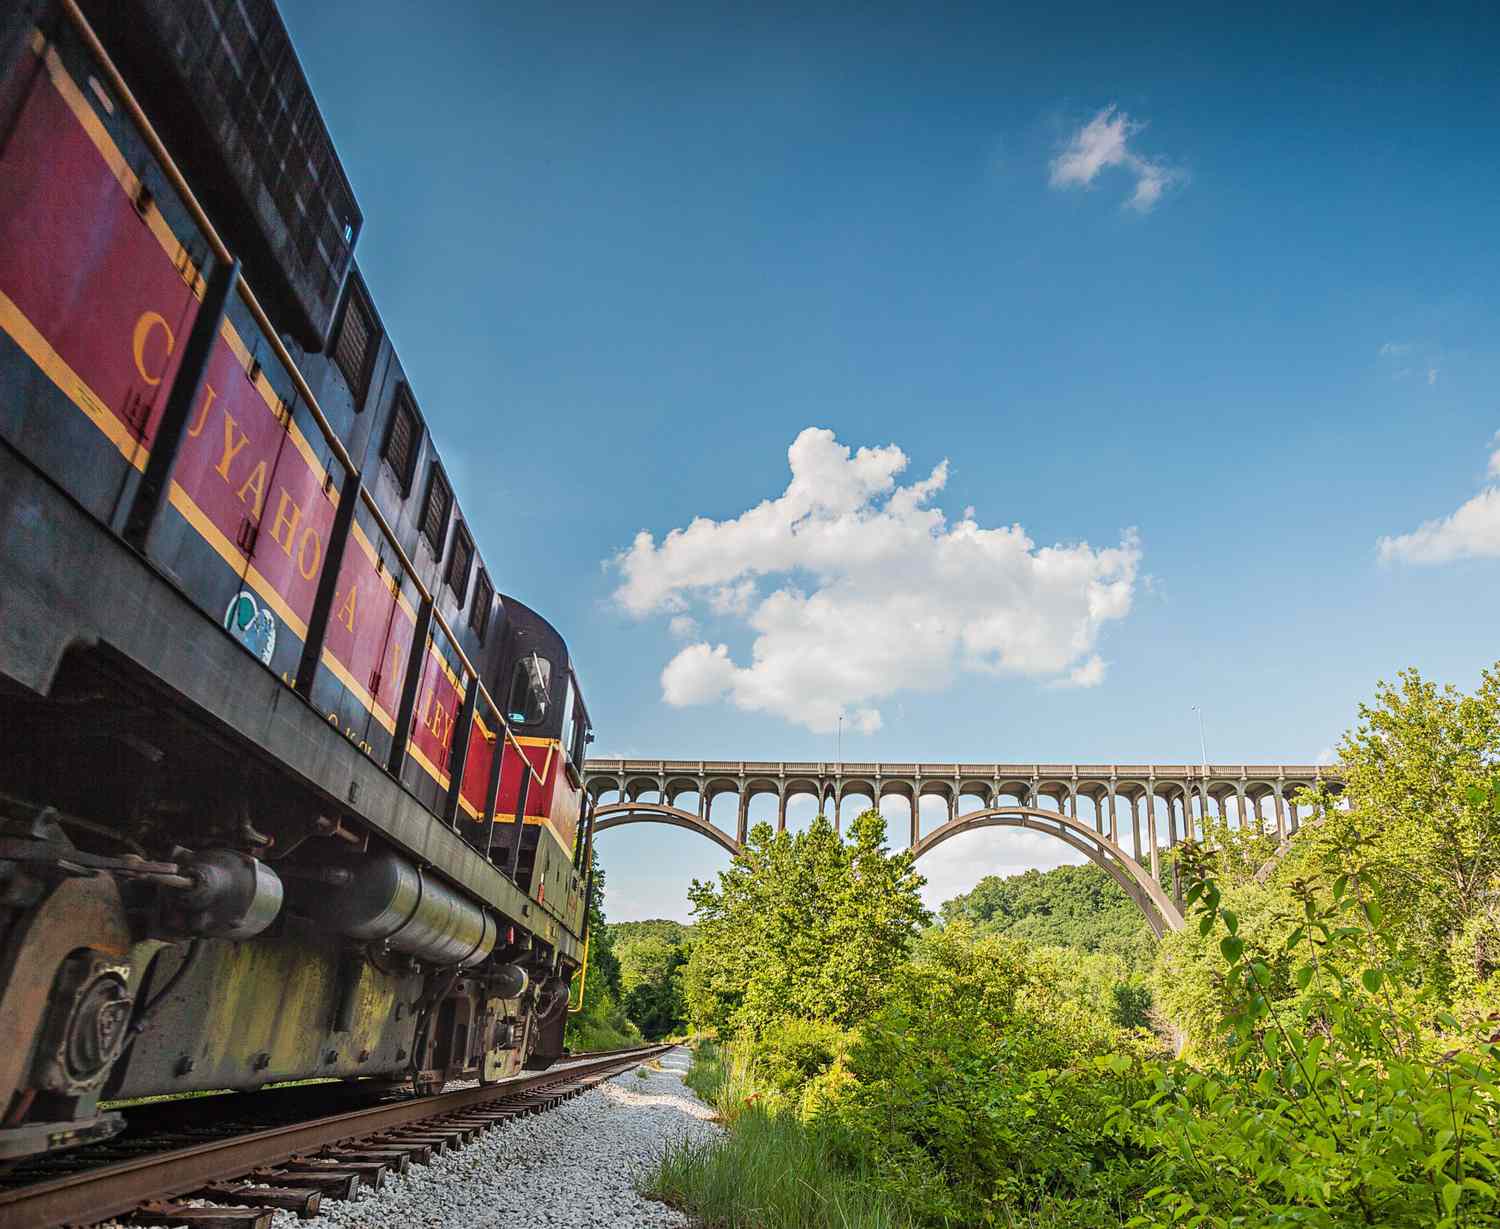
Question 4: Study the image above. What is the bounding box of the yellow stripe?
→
[40,37,204,300]
[43,32,336,508]
[217,321,335,503]
[2,268,317,657]
[407,739,451,791]
[458,794,481,820]
[427,636,466,694]
[0,288,313,656]
[490,810,573,850]
[349,520,420,623]
[318,648,398,735]
[164,482,309,642]
[515,736,558,749]
[0,289,146,472]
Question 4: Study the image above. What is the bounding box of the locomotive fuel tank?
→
[297,851,499,968]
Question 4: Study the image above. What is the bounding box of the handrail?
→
[57,0,543,789]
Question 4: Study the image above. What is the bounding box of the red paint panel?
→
[167,336,336,633]
[460,706,498,819]
[495,742,552,820]
[493,742,580,854]
[0,53,199,448]
[319,530,416,734]
[408,636,467,789]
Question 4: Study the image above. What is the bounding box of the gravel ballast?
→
[266,1047,719,1229]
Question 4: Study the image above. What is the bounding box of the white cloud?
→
[1049,105,1181,213]
[1059,653,1107,688]
[1428,368,1439,386]
[1379,341,1412,357]
[613,428,1141,734]
[668,614,699,639]
[1379,434,1500,564]
[1316,746,1337,766]
[660,642,739,706]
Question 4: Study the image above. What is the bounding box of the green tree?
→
[939,862,1155,970]
[1287,664,1500,996]
[684,810,930,1036]
[564,850,640,1050]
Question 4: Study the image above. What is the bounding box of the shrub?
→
[1129,836,1500,1228]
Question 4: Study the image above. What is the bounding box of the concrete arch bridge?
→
[582,759,1343,938]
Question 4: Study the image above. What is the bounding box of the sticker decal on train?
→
[224,590,276,664]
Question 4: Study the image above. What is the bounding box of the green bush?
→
[1129,836,1500,1228]
[748,1016,850,1107]
[1109,982,1153,1031]
[827,927,1154,1224]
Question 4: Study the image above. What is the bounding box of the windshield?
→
[506,652,550,725]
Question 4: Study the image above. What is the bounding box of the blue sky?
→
[283,2,1500,920]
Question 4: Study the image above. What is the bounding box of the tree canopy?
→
[683,809,930,1036]
[938,861,1154,968]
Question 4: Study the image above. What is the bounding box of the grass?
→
[564,1010,641,1053]
[642,1041,919,1229]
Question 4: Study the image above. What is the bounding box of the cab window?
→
[506,653,551,725]
[562,677,581,765]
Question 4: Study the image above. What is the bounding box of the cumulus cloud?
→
[1059,654,1107,688]
[613,428,1141,734]
[668,614,699,639]
[1378,433,1500,564]
[1049,105,1181,212]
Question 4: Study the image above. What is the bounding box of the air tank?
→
[299,852,497,967]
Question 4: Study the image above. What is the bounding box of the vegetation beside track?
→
[641,663,1500,1227]
[565,854,644,1052]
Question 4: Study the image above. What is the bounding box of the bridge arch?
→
[591,802,743,858]
[913,806,1185,938]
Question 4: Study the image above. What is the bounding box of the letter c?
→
[132,311,174,386]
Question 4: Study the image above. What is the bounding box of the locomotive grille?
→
[137,0,364,344]
[333,278,377,403]
[384,386,420,494]
[423,466,453,555]
[471,569,494,642]
[447,524,474,603]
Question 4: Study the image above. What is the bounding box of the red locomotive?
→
[0,0,596,1161]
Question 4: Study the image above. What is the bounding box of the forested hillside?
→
[940,862,1154,969]
[610,918,695,1039]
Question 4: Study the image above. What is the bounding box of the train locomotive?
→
[0,0,599,1161]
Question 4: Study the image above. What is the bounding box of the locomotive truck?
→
[0,0,598,1161]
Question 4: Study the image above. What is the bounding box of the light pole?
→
[837,713,843,766]
[1191,704,1208,837]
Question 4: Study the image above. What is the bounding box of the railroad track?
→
[0,1044,673,1229]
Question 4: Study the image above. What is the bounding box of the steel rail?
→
[0,1044,672,1229]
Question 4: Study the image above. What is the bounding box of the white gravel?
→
[268,1047,720,1229]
